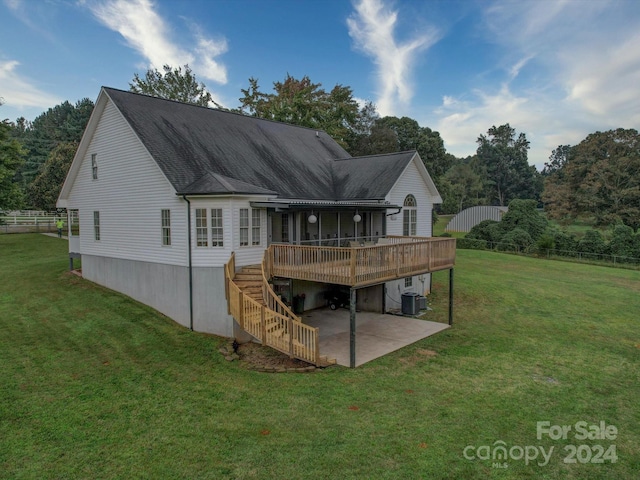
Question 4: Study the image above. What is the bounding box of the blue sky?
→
[1,0,639,169]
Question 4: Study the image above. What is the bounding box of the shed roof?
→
[445,206,509,232]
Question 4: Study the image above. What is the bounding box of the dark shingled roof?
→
[331,152,417,200]
[103,87,417,200]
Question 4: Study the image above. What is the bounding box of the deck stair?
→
[233,266,264,304]
[225,256,335,367]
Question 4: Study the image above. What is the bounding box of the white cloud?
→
[427,0,640,169]
[4,0,22,11]
[0,60,61,110]
[88,0,228,85]
[433,84,583,168]
[347,0,439,116]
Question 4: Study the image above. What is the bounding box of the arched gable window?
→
[403,195,417,236]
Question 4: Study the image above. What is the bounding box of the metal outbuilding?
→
[445,206,508,232]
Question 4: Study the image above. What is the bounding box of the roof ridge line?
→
[333,150,417,162]
[101,86,341,136]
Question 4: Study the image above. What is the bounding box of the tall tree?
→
[376,116,450,182]
[29,142,77,211]
[440,161,485,213]
[542,129,640,230]
[0,116,25,210]
[475,123,540,205]
[130,64,215,107]
[542,145,572,176]
[15,98,93,191]
[238,74,362,150]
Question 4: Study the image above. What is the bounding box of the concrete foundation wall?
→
[82,255,233,337]
[356,284,383,313]
[192,266,234,337]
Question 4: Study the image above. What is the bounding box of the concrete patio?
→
[303,308,449,367]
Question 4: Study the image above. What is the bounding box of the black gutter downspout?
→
[183,195,194,331]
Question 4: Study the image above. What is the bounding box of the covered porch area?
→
[303,308,449,367]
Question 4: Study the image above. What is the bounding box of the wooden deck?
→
[267,236,456,287]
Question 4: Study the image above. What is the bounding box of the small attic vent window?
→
[91,154,98,180]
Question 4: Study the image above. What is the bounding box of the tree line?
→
[1,65,638,235]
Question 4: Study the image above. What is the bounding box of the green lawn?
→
[1,235,639,479]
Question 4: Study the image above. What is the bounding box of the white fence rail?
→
[0,213,60,234]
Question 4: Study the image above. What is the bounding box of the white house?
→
[57,87,450,346]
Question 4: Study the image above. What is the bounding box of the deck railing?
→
[261,255,301,323]
[268,236,456,287]
[225,252,320,365]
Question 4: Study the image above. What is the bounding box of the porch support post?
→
[349,287,356,368]
[448,268,454,326]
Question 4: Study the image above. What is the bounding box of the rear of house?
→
[58,87,451,346]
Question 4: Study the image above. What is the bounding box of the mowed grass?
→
[1,235,639,479]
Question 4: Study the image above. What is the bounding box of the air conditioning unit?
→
[401,292,419,315]
[416,295,428,311]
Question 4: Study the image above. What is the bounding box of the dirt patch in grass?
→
[399,348,438,367]
[234,342,314,370]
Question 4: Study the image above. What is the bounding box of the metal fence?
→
[457,238,640,269]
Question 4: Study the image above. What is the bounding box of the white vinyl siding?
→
[161,209,171,246]
[386,158,434,238]
[65,99,187,266]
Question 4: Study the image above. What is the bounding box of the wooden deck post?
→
[238,290,244,328]
[449,268,454,326]
[288,317,294,358]
[349,248,357,284]
[350,287,356,368]
[260,305,266,342]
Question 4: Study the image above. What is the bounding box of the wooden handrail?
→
[224,252,319,365]
[269,237,456,287]
[261,255,301,323]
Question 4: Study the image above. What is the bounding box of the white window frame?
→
[93,211,100,241]
[195,208,208,247]
[211,209,224,247]
[161,209,171,246]
[405,277,413,288]
[252,209,261,246]
[239,208,249,247]
[239,208,261,247]
[403,195,417,236]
